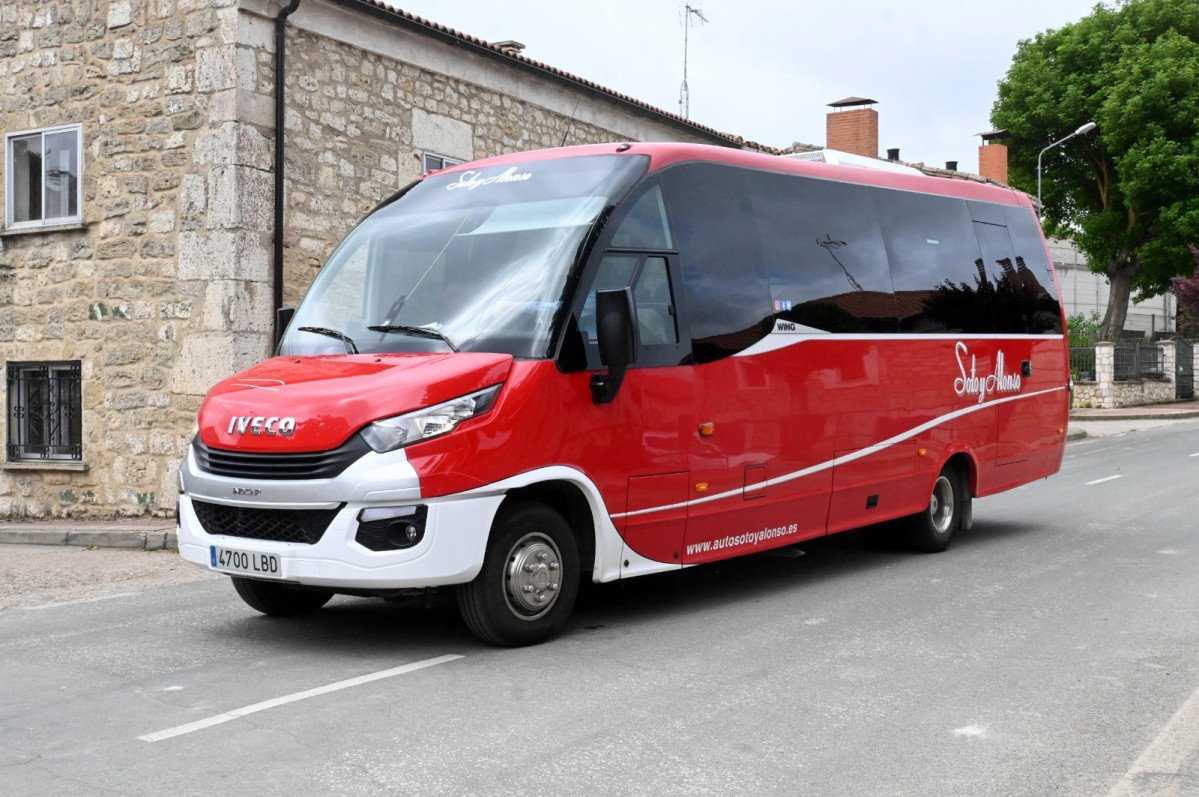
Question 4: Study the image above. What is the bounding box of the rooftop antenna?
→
[679,2,708,119]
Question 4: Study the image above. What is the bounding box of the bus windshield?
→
[280,154,648,358]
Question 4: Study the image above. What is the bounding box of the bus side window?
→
[610,186,673,250]
[579,255,638,344]
[748,173,896,334]
[660,163,773,362]
[633,257,678,345]
[875,192,991,334]
[997,205,1063,334]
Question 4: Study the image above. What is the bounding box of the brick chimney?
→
[826,97,878,159]
[977,129,1010,184]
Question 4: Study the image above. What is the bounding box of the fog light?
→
[355,505,427,552]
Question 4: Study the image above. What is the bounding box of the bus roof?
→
[433,142,1035,212]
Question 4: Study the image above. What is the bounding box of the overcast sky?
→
[390,0,1104,173]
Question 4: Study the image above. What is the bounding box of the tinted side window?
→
[610,185,673,250]
[660,163,772,363]
[748,172,896,333]
[997,204,1063,334]
[875,191,990,333]
[633,257,679,345]
[578,255,638,343]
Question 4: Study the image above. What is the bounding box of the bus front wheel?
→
[456,502,580,647]
[906,463,968,553]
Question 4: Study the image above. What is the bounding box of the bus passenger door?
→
[574,253,695,566]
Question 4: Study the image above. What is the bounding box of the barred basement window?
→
[6,362,83,461]
[5,124,83,230]
[422,152,463,175]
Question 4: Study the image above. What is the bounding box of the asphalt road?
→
[2,423,1198,796]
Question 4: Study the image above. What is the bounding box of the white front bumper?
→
[176,444,500,589]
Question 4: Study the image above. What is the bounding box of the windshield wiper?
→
[297,326,358,354]
[368,324,460,353]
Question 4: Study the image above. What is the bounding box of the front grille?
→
[192,434,370,480]
[192,500,344,544]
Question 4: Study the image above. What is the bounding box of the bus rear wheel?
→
[905,463,968,553]
[231,577,333,616]
[456,502,580,647]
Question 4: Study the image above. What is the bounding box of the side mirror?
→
[591,288,637,404]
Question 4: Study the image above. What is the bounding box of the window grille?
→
[6,362,83,461]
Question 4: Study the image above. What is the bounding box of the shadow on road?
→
[204,515,1042,652]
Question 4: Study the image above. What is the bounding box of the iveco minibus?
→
[177,143,1069,646]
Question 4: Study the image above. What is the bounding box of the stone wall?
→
[1071,341,1188,409]
[1,0,746,519]
[0,0,272,518]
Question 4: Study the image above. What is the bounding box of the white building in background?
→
[1049,238,1176,336]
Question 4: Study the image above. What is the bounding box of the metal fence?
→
[1070,347,1097,379]
[1176,337,1195,399]
[1113,342,1164,381]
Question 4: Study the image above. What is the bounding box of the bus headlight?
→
[359,384,502,453]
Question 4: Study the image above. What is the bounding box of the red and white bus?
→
[177,142,1069,646]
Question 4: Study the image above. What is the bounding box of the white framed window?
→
[5,123,83,230]
[422,152,463,175]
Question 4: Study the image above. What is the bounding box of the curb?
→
[1069,410,1199,422]
[0,527,178,551]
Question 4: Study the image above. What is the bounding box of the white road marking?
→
[138,654,463,743]
[1107,679,1199,797]
[953,725,986,737]
[1190,453,1199,458]
[1086,475,1124,486]
[21,592,139,611]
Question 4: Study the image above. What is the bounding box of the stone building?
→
[0,0,759,518]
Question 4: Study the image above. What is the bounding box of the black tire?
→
[231,577,333,616]
[905,462,969,553]
[456,502,580,647]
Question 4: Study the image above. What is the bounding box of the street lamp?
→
[1037,122,1097,221]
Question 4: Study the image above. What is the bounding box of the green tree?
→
[992,0,1199,337]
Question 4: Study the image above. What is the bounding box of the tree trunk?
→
[1100,260,1137,338]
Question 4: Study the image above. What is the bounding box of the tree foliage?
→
[992,0,1199,336]
[1170,244,1199,335]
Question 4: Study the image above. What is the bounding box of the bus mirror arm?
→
[275,306,295,348]
[591,288,637,405]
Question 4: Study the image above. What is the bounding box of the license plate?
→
[210,546,284,579]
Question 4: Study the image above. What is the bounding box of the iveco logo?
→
[232,487,262,497]
[228,416,297,436]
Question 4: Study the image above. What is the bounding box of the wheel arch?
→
[940,447,979,499]
[499,480,596,576]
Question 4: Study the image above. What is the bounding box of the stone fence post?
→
[1094,341,1115,409]
[1159,339,1178,398]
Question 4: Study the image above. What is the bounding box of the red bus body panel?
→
[191,142,1069,573]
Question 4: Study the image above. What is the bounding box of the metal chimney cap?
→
[976,129,1011,141]
[828,97,878,109]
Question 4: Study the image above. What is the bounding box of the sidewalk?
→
[3,401,1198,551]
[0,519,176,551]
[1068,399,1199,422]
